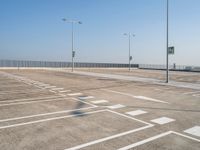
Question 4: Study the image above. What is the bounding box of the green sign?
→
[168,47,175,55]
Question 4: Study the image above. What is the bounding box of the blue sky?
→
[0,0,200,66]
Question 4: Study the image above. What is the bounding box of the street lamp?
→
[124,33,135,71]
[166,0,169,83]
[62,18,82,72]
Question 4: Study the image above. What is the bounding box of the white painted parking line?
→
[0,109,105,129]
[193,94,200,97]
[118,131,172,150]
[78,96,94,100]
[44,86,57,89]
[59,90,71,93]
[183,91,200,95]
[49,90,58,93]
[0,95,64,104]
[52,88,64,91]
[126,110,147,116]
[0,106,95,123]
[103,89,169,104]
[66,125,153,150]
[151,117,175,125]
[37,84,50,87]
[65,109,153,150]
[107,104,125,109]
[67,93,83,96]
[0,97,70,107]
[118,131,200,150]
[134,96,169,104]
[184,126,200,137]
[91,100,109,104]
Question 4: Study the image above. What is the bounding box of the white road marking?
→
[66,125,153,150]
[49,90,57,93]
[65,109,153,150]
[103,89,169,104]
[134,96,169,104]
[0,95,64,104]
[183,91,200,95]
[78,96,94,100]
[52,88,64,91]
[0,106,95,123]
[91,100,109,104]
[118,131,200,150]
[0,98,70,107]
[126,110,147,116]
[67,93,83,96]
[107,104,125,109]
[0,109,105,129]
[118,131,172,150]
[151,117,175,125]
[184,126,200,137]
[44,86,57,89]
[193,93,200,97]
[59,90,71,93]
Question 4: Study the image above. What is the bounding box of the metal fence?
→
[0,60,199,72]
[138,64,200,72]
[0,60,137,68]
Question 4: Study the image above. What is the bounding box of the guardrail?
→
[138,64,200,72]
[0,60,199,72]
[0,60,137,68]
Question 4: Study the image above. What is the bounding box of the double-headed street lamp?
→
[124,33,135,71]
[62,18,82,72]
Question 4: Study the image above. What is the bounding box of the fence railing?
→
[138,64,200,72]
[0,60,199,72]
[0,60,137,68]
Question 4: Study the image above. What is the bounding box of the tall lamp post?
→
[166,0,169,83]
[62,18,82,72]
[124,33,135,71]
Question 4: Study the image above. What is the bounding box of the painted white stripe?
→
[151,117,175,125]
[44,86,57,89]
[0,95,63,104]
[37,84,50,87]
[78,96,94,100]
[118,131,172,150]
[107,109,153,126]
[52,88,64,91]
[183,91,200,95]
[0,98,70,107]
[118,131,200,150]
[71,98,97,108]
[126,110,147,116]
[65,125,153,150]
[184,126,200,137]
[91,100,108,104]
[0,106,95,123]
[134,96,169,104]
[59,90,71,93]
[172,131,200,142]
[107,104,125,109]
[103,89,169,104]
[0,109,105,130]
[49,90,57,93]
[67,93,83,96]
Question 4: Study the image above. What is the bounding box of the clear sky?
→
[0,0,200,66]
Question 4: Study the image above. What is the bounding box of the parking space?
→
[0,69,199,150]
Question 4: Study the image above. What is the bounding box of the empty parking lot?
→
[0,69,199,150]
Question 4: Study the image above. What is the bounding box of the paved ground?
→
[76,68,200,84]
[0,69,199,150]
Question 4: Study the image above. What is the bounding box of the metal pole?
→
[72,22,74,72]
[129,33,131,71]
[166,0,169,83]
